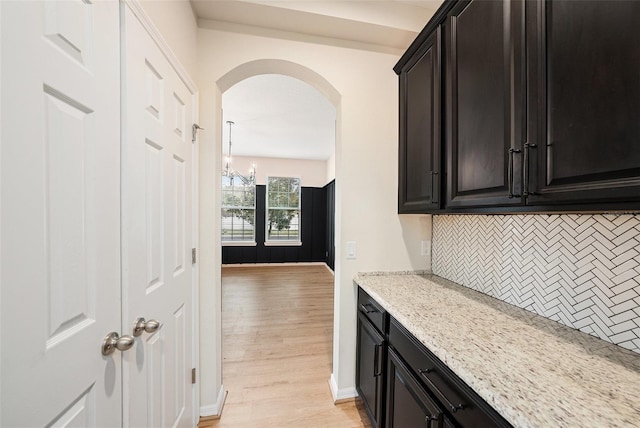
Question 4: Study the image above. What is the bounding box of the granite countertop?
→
[354,272,640,428]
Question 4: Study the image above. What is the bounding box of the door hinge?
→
[192,368,196,384]
[192,248,197,264]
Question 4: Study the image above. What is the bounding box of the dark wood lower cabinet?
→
[386,348,454,428]
[388,319,510,428]
[356,311,385,428]
[357,288,511,428]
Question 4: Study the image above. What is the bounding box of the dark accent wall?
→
[325,180,335,270]
[222,185,330,265]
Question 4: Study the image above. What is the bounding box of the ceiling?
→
[222,74,336,160]
[192,0,444,161]
[191,0,444,52]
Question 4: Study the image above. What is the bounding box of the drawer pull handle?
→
[508,148,522,198]
[424,413,441,428]
[419,367,466,413]
[359,303,376,314]
[451,403,465,413]
[523,142,537,197]
[430,171,439,204]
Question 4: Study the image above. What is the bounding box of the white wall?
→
[197,26,432,410]
[326,151,336,183]
[227,155,329,187]
[138,0,198,78]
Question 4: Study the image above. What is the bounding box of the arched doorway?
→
[198,59,343,418]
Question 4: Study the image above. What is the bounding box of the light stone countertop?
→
[354,272,640,428]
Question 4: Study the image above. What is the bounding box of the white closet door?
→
[121,6,195,427]
[1,1,122,426]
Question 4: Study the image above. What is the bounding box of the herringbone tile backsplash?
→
[432,214,640,354]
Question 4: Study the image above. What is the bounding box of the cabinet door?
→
[386,348,446,428]
[398,27,441,213]
[356,312,385,427]
[526,0,640,206]
[446,0,525,208]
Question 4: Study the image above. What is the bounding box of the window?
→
[221,176,256,243]
[266,176,301,243]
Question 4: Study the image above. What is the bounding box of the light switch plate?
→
[421,240,431,257]
[346,241,357,259]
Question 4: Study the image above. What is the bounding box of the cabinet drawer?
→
[389,318,510,427]
[387,347,455,428]
[358,288,386,333]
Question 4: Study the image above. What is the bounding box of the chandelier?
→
[223,120,256,185]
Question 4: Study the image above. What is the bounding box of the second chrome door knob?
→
[133,317,162,337]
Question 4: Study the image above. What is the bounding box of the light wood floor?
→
[199,265,371,428]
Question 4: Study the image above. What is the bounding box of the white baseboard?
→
[200,385,226,418]
[222,262,330,268]
[328,374,358,403]
[221,261,335,275]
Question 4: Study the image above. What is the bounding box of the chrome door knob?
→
[132,317,162,337]
[102,332,135,356]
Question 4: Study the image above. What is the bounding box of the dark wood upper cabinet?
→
[398,28,442,213]
[526,0,640,206]
[396,0,640,213]
[445,0,525,208]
